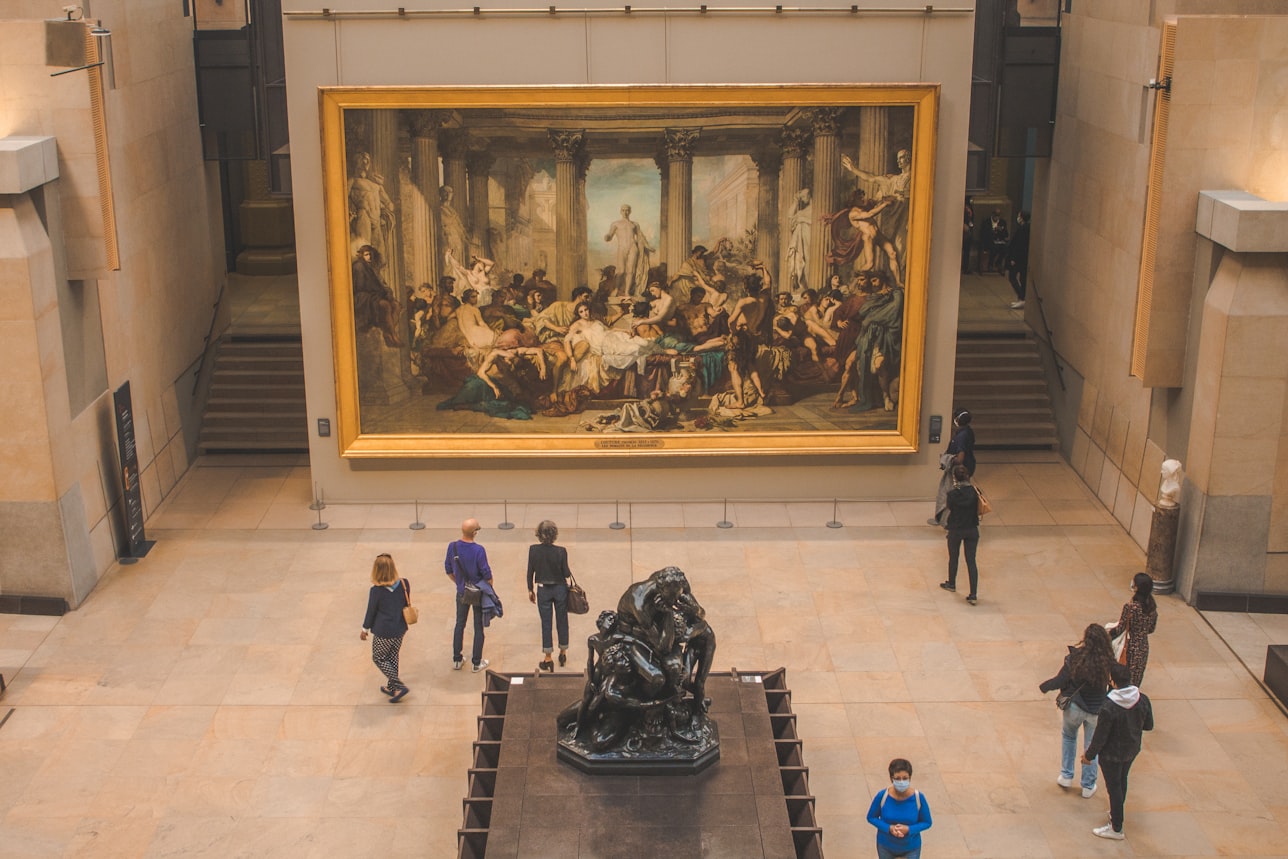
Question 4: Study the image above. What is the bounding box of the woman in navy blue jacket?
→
[360,554,411,702]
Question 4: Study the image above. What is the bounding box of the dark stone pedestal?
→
[476,672,799,859]
[1146,504,1180,594]
[557,732,721,776]
[1266,645,1288,709]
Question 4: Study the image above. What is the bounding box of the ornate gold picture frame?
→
[321,85,937,458]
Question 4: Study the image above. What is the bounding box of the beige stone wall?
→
[1042,8,1288,589]
[0,197,59,505]
[1035,4,1160,548]
[0,4,225,604]
[284,2,976,502]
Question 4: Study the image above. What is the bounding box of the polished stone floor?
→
[2,451,1286,857]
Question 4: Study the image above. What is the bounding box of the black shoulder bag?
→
[453,542,483,606]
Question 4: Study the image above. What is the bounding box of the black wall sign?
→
[113,382,154,560]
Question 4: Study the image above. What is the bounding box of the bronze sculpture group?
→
[557,566,720,773]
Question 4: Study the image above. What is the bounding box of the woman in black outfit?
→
[527,520,572,672]
[939,464,981,604]
[360,553,411,702]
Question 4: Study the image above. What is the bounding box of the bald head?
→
[461,518,481,540]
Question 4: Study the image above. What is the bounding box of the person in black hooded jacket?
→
[1082,662,1154,841]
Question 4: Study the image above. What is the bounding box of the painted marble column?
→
[440,130,470,245]
[405,110,445,293]
[664,128,700,274]
[503,158,535,273]
[856,106,890,186]
[750,147,781,283]
[466,146,495,261]
[548,129,584,298]
[778,127,811,293]
[370,109,402,295]
[654,151,670,269]
[575,149,591,288]
[807,108,844,295]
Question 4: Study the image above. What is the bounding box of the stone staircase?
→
[953,334,1058,450]
[198,335,309,454]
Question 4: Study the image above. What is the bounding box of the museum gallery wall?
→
[322,85,937,458]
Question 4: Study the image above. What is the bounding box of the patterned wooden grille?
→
[85,26,119,271]
[1131,21,1175,379]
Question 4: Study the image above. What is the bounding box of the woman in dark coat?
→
[360,553,411,702]
[527,520,573,672]
[1116,572,1159,687]
[1039,623,1116,797]
[931,409,976,525]
[939,464,981,604]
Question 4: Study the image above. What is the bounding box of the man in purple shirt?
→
[446,518,494,672]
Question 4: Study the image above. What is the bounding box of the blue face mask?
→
[892,778,911,792]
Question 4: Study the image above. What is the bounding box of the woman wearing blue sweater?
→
[867,758,933,859]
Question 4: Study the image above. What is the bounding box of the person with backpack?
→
[1082,662,1155,841]
[866,757,933,858]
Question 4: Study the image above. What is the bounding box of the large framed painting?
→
[321,84,937,457]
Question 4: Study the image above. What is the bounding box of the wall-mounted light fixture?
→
[48,21,115,90]
[92,25,114,89]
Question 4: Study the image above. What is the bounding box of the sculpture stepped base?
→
[556,721,720,775]
[459,669,821,859]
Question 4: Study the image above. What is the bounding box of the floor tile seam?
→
[1189,610,1288,722]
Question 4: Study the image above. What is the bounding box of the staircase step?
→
[206,396,307,408]
[954,334,1057,451]
[200,333,310,455]
[955,366,1045,381]
[214,357,305,372]
[209,370,306,384]
[199,440,310,454]
[955,340,1034,351]
[203,413,307,429]
[200,427,309,443]
[955,382,1050,396]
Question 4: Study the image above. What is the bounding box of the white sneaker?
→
[1092,823,1124,840]
[452,659,463,670]
[1056,775,1073,788]
[472,658,490,673]
[1082,782,1098,798]
[1009,300,1025,309]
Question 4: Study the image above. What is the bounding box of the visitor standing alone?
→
[527,519,573,672]
[939,464,981,604]
[446,518,496,673]
[360,553,411,702]
[867,757,933,859]
[1005,210,1031,310]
